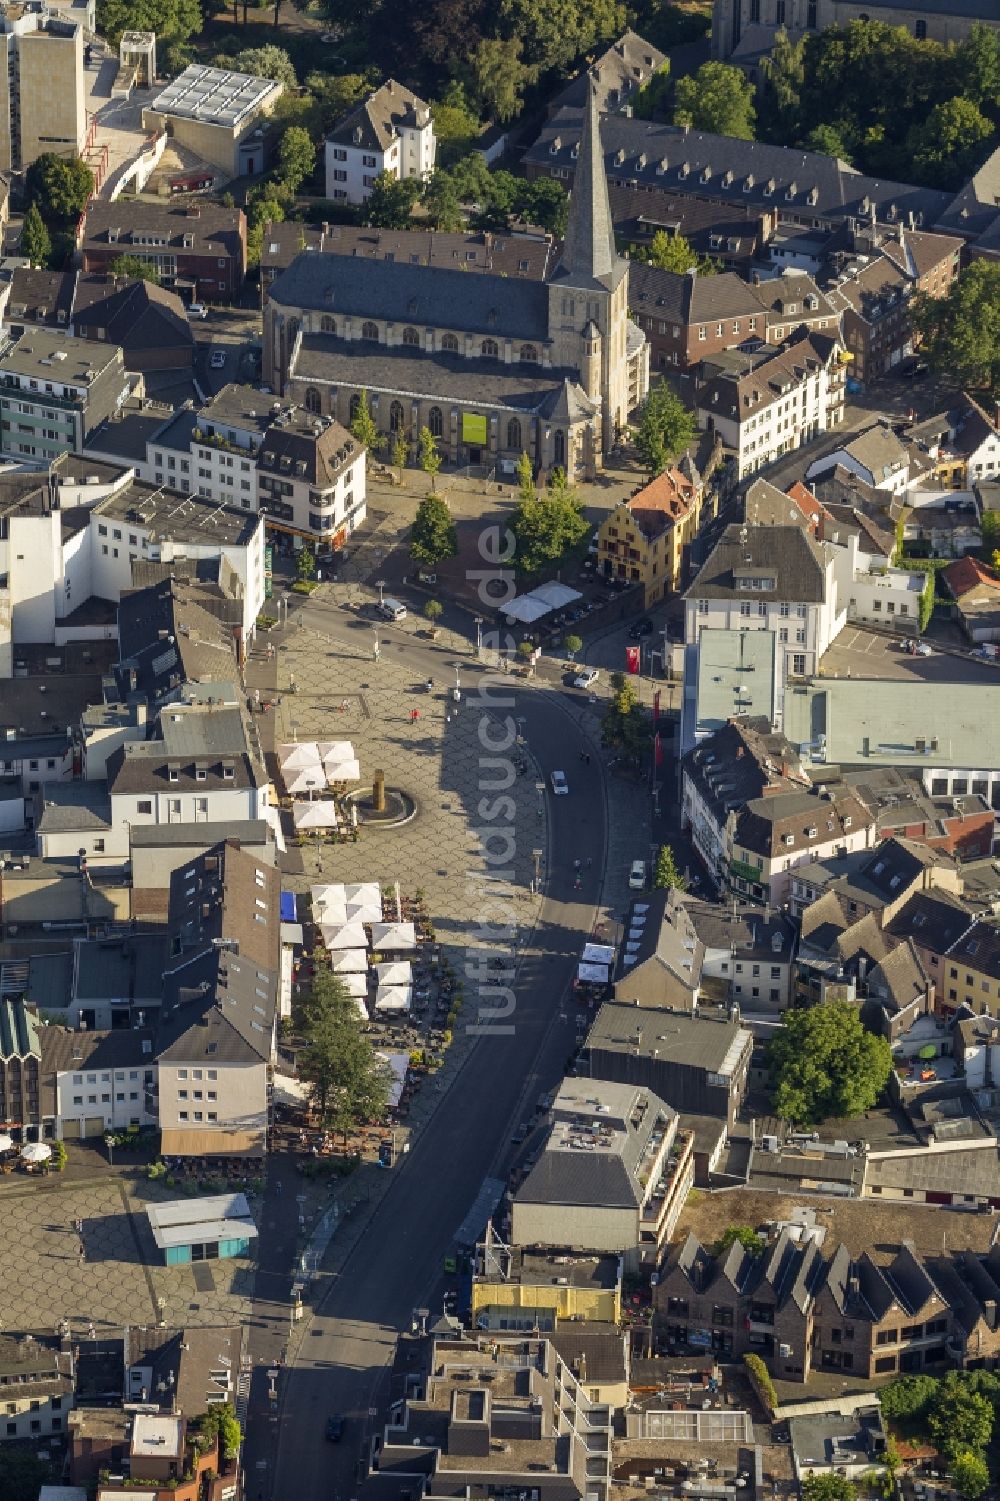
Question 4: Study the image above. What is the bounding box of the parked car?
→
[187,303,208,320]
[573,667,600,689]
[325,1415,345,1442]
[209,349,227,369]
[914,640,932,656]
[628,617,654,640]
[550,770,569,796]
[628,859,646,889]
[898,356,928,381]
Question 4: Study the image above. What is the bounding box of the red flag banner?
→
[625,645,641,674]
[653,690,661,726]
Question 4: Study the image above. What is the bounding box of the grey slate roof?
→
[37,782,112,834]
[327,78,431,155]
[74,935,170,1003]
[526,112,952,230]
[269,251,550,341]
[291,334,593,419]
[687,522,829,603]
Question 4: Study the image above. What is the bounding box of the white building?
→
[696,329,846,480]
[806,422,913,498]
[684,522,845,702]
[325,79,435,205]
[828,533,927,635]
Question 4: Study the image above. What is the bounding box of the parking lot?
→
[820,625,1000,685]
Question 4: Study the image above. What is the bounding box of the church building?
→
[264,82,649,479]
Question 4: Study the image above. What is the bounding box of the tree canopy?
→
[634,383,697,476]
[510,476,589,577]
[912,261,1000,397]
[674,61,756,139]
[20,203,51,269]
[653,844,687,891]
[713,1224,765,1258]
[363,172,422,228]
[96,0,202,47]
[410,494,457,565]
[110,254,160,283]
[24,153,93,224]
[951,1452,990,1501]
[801,1476,856,1501]
[196,1403,242,1461]
[767,1000,892,1125]
[231,44,299,89]
[297,969,390,1137]
[601,672,649,761]
[277,126,316,194]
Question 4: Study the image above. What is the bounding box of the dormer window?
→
[743,174,754,192]
[763,178,776,198]
[549,136,561,155]
[168,768,179,783]
[195,765,207,782]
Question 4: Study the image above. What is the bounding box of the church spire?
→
[556,75,618,287]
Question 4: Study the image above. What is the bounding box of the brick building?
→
[80,202,247,306]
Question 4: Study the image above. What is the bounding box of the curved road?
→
[253,597,607,1501]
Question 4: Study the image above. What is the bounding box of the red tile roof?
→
[943,555,1000,599]
[625,468,698,539]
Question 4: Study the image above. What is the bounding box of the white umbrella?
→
[321,921,369,951]
[326,758,361,783]
[312,882,347,905]
[0,1133,13,1153]
[347,897,382,923]
[375,960,412,986]
[346,882,381,907]
[340,972,369,997]
[20,1141,51,1163]
[286,766,326,797]
[352,996,369,1021]
[317,740,355,771]
[330,948,369,973]
[370,921,416,952]
[293,800,339,830]
[375,984,412,1013]
[279,741,321,771]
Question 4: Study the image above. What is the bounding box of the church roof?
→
[552,77,626,293]
[269,252,549,342]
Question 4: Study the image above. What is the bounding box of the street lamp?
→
[372,626,380,662]
[0,857,5,943]
[278,594,289,628]
[375,579,386,608]
[474,616,483,659]
[535,780,545,821]
[104,1132,115,1167]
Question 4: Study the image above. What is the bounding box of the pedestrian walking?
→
[77,1243,85,1262]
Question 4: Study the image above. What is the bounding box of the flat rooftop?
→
[0,330,120,383]
[146,1193,257,1250]
[587,1003,750,1074]
[150,65,281,129]
[200,382,276,435]
[94,479,259,548]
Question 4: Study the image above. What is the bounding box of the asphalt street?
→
[245,594,607,1501]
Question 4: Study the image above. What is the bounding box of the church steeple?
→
[555,75,620,288]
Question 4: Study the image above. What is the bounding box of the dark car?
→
[628,617,654,640]
[898,357,929,381]
[326,1415,346,1442]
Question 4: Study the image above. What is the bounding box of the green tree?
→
[928,1380,993,1461]
[632,63,671,120]
[499,0,624,74]
[297,969,390,1137]
[564,632,583,657]
[391,430,409,469]
[232,44,299,89]
[197,1402,242,1461]
[638,230,702,274]
[516,450,534,501]
[514,177,569,238]
[879,1375,939,1422]
[0,1449,51,1501]
[908,96,994,189]
[363,171,421,228]
[912,261,1000,397]
[423,171,465,231]
[410,494,458,566]
[20,202,51,267]
[418,425,443,489]
[654,843,687,891]
[296,546,316,581]
[246,193,291,268]
[277,125,316,193]
[768,1000,893,1125]
[803,122,854,162]
[802,1476,856,1501]
[432,81,481,167]
[635,383,697,476]
[510,486,589,577]
[713,1224,765,1259]
[24,153,93,223]
[97,0,202,47]
[758,27,804,139]
[674,61,756,139]
[424,598,444,626]
[601,671,649,760]
[301,70,377,137]
[468,35,529,123]
[980,508,1000,559]
[951,1453,990,1501]
[109,254,160,283]
[952,23,1000,112]
[350,390,380,451]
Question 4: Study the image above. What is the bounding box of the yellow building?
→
[597,465,702,607]
[470,1238,621,1331]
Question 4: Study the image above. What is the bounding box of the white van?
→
[379,598,407,622]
